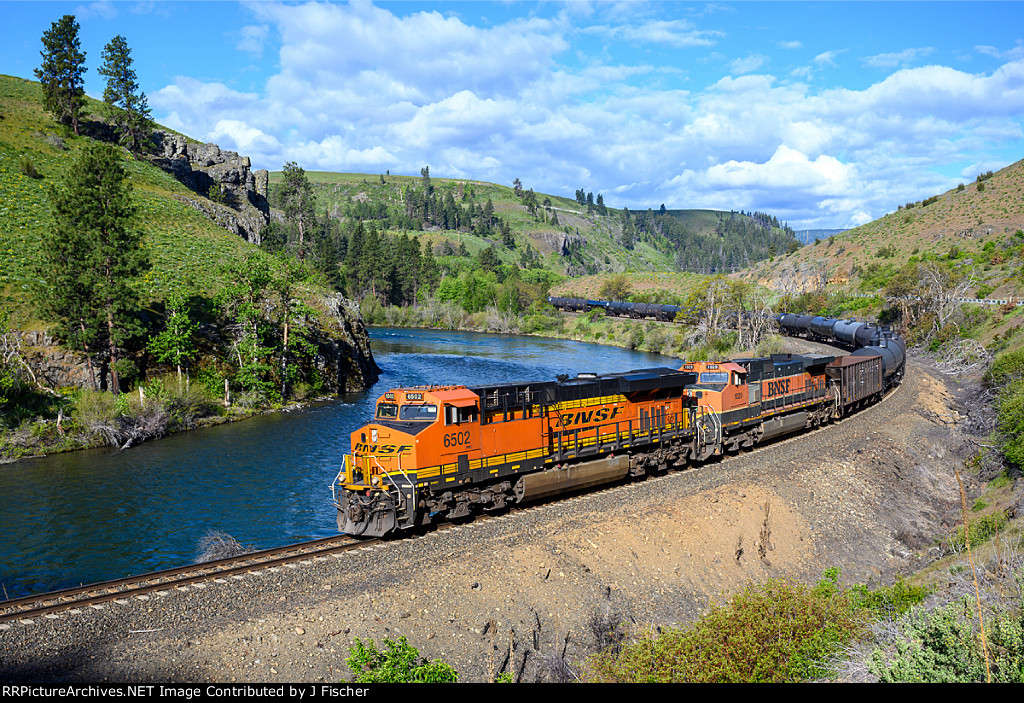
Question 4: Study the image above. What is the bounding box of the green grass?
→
[0,74,264,317]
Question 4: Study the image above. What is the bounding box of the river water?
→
[0,328,679,599]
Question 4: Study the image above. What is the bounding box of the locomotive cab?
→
[681,361,750,414]
[337,385,483,536]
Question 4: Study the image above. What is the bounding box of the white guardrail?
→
[842,293,1024,307]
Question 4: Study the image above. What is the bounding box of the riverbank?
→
[363,297,786,361]
[1,304,777,464]
[0,382,342,464]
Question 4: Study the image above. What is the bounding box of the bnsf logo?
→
[354,443,412,455]
[559,406,622,427]
[764,378,792,397]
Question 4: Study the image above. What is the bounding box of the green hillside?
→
[265,169,798,278]
[745,158,1024,302]
[1,73,378,459]
[0,74,256,320]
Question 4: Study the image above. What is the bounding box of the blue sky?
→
[3,1,1024,229]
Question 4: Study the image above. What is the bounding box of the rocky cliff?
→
[150,130,270,245]
[315,295,381,393]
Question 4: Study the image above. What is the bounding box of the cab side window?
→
[445,404,478,425]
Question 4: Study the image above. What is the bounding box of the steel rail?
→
[0,534,377,624]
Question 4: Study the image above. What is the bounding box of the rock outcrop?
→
[16,330,96,390]
[150,130,270,245]
[315,295,381,393]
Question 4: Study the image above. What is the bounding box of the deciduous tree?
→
[147,290,198,387]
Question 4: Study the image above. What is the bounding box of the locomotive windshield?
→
[375,403,398,419]
[398,404,438,421]
[698,371,729,384]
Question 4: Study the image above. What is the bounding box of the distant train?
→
[545,297,906,383]
[331,303,906,537]
[547,296,689,322]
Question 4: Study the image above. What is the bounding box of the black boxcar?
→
[826,354,883,410]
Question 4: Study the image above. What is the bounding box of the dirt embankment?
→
[0,354,986,683]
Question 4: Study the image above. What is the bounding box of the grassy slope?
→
[736,157,1024,348]
[546,271,710,301]
[744,159,1024,300]
[268,169,673,272]
[0,74,258,324]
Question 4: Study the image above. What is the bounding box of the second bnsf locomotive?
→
[333,325,904,537]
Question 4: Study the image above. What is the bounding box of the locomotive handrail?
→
[697,404,721,451]
[374,454,416,518]
[330,460,347,504]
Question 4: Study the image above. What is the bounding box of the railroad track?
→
[2,357,905,627]
[0,534,376,625]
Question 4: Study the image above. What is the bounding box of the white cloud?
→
[862,47,934,69]
[583,19,723,48]
[237,24,270,56]
[813,50,841,66]
[729,55,768,75]
[73,1,118,20]
[207,119,282,158]
[977,40,1024,61]
[147,2,1024,229]
[704,146,855,195]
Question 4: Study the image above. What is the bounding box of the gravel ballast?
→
[0,353,973,682]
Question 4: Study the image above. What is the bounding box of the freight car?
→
[547,296,690,322]
[333,323,900,537]
[777,313,906,386]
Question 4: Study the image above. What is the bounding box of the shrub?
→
[196,529,250,562]
[18,154,42,179]
[946,511,1009,551]
[986,348,1024,385]
[996,379,1024,467]
[869,597,1024,682]
[585,572,868,683]
[850,578,929,618]
[346,636,457,683]
[625,324,644,350]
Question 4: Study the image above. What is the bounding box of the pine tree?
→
[420,245,441,295]
[279,162,316,261]
[98,35,153,157]
[35,15,87,136]
[40,142,149,391]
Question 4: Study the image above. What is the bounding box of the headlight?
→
[371,475,381,486]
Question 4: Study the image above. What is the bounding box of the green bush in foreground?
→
[869,596,1024,682]
[585,572,869,683]
[346,636,458,683]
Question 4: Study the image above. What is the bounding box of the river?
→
[0,328,679,599]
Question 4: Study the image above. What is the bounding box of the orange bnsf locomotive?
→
[333,346,899,537]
